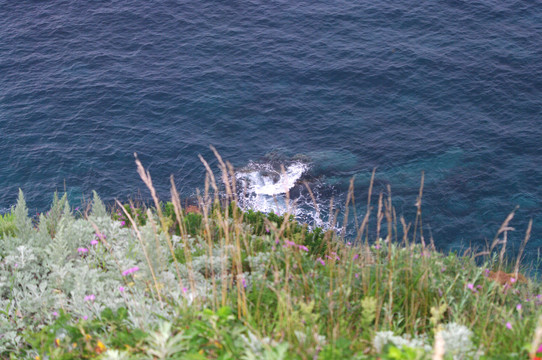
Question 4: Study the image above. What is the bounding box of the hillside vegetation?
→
[0,152,541,359]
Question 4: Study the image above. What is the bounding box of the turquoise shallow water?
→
[1,1,541,263]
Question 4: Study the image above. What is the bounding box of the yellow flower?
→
[54,338,60,347]
[95,340,106,354]
[35,356,40,360]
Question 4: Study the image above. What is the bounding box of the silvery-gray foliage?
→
[0,191,273,353]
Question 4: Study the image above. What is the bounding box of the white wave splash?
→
[236,161,309,215]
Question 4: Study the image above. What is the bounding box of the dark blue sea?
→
[1,1,541,263]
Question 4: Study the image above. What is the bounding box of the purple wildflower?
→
[120,221,126,226]
[52,311,59,317]
[316,257,325,266]
[83,315,88,321]
[241,277,247,288]
[84,294,95,302]
[298,245,309,252]
[77,248,89,254]
[517,304,522,311]
[90,239,99,246]
[506,322,512,330]
[353,254,359,260]
[122,266,139,276]
[119,286,125,292]
[182,287,188,294]
[284,239,296,247]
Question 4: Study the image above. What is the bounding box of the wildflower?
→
[298,245,309,252]
[119,286,125,292]
[355,273,359,278]
[242,277,247,288]
[284,239,296,247]
[52,311,59,317]
[506,322,512,330]
[90,239,99,246]
[467,283,477,292]
[55,338,60,347]
[441,267,446,273]
[122,266,139,276]
[375,244,381,250]
[510,277,517,283]
[83,315,88,320]
[120,220,126,226]
[484,269,490,276]
[517,304,522,311]
[182,287,188,293]
[95,341,106,354]
[353,254,359,260]
[316,258,325,266]
[14,263,18,268]
[84,294,96,302]
[77,247,89,254]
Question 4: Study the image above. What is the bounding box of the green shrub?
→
[0,211,16,238]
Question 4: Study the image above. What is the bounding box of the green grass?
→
[3,152,542,359]
[0,211,16,239]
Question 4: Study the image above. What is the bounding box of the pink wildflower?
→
[506,322,512,330]
[52,311,59,317]
[353,254,359,260]
[316,257,325,266]
[517,304,522,311]
[77,247,89,254]
[119,286,125,292]
[182,287,188,293]
[284,239,296,247]
[298,245,309,252]
[120,221,126,226]
[90,239,99,246]
[122,266,139,276]
[84,294,95,302]
[83,315,88,320]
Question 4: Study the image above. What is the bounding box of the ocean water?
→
[1,1,541,262]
